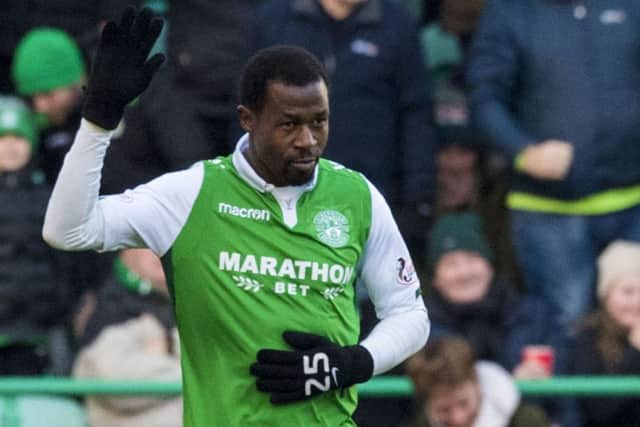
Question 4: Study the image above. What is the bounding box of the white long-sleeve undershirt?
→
[43,119,429,376]
[43,121,111,251]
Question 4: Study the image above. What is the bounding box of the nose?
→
[631,290,640,307]
[295,125,317,148]
[449,407,470,427]
[33,94,51,114]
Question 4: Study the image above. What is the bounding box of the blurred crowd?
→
[1,0,640,426]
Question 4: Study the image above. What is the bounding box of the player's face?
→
[425,381,481,427]
[239,80,329,187]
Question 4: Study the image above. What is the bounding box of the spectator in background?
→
[437,0,484,49]
[468,0,640,333]
[0,96,71,375]
[405,337,549,427]
[420,0,485,130]
[420,0,486,121]
[252,0,438,266]
[11,27,114,344]
[166,0,259,147]
[435,141,479,213]
[73,248,181,427]
[572,241,640,427]
[421,0,521,286]
[420,0,485,39]
[425,212,566,375]
[425,212,581,425]
[101,0,260,194]
[11,28,86,185]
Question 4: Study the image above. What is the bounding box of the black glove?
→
[251,331,374,404]
[83,6,165,130]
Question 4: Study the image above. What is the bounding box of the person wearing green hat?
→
[11,27,88,186]
[0,95,74,375]
[424,211,576,425]
[425,212,567,373]
[12,28,115,316]
[12,28,86,128]
[0,96,38,173]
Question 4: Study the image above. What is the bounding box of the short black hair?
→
[239,45,329,112]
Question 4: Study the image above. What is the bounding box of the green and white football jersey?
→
[48,126,427,427]
[164,154,372,426]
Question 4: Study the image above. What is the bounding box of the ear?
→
[237,105,256,133]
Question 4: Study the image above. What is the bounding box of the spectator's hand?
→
[518,140,574,180]
[251,331,373,404]
[83,6,165,130]
[513,359,551,379]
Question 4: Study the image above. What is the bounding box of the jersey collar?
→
[231,133,319,194]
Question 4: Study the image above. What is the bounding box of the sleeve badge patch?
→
[396,257,418,285]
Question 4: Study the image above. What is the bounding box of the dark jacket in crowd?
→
[80,277,175,350]
[0,166,70,342]
[167,0,259,111]
[426,278,568,372]
[37,106,82,186]
[101,1,259,193]
[101,69,216,194]
[572,318,640,427]
[253,0,437,206]
[468,0,640,199]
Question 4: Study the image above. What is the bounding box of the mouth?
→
[292,157,316,165]
[289,157,317,175]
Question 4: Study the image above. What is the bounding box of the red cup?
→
[522,345,555,375]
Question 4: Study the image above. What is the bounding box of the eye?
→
[312,117,327,128]
[281,121,296,130]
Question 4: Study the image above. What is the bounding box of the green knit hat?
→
[12,28,86,96]
[427,212,494,273]
[0,96,38,151]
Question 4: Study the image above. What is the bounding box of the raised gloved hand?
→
[82,6,165,130]
[251,331,373,404]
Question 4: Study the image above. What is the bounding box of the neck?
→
[319,0,359,20]
[243,146,285,187]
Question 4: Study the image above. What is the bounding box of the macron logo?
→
[218,202,271,222]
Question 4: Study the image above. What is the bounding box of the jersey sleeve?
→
[358,179,425,318]
[99,165,203,255]
[358,179,430,375]
[43,119,203,257]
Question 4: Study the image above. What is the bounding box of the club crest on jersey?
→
[396,257,417,285]
[313,210,349,248]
